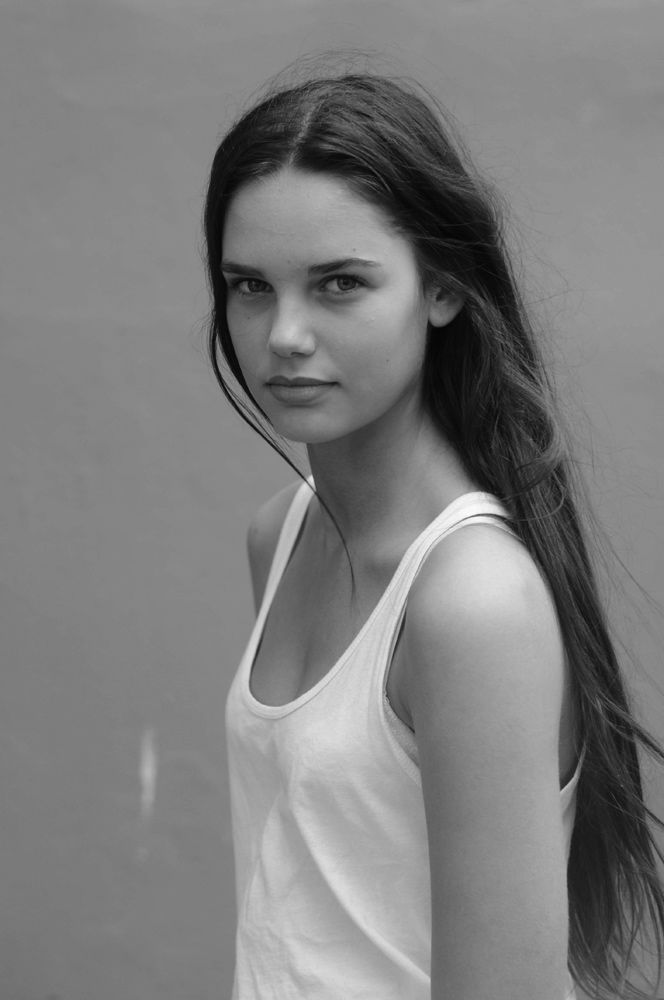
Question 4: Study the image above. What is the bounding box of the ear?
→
[426,287,464,328]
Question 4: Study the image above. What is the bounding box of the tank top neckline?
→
[241,478,510,719]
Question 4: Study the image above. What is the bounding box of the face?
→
[221,168,461,446]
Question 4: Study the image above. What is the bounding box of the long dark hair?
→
[203,65,664,998]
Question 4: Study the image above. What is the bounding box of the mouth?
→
[266,379,337,405]
[266,376,334,387]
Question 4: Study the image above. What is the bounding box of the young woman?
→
[204,68,664,1000]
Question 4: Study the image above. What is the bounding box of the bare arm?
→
[402,526,570,1000]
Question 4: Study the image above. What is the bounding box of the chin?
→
[268,415,353,447]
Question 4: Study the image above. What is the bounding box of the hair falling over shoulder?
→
[203,57,664,998]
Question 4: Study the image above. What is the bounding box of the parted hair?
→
[204,64,664,998]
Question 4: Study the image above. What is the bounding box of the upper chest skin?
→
[248,510,411,718]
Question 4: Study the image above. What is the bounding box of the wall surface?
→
[1,1,663,997]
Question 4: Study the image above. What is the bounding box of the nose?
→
[267,298,315,358]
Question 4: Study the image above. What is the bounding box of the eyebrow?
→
[220,257,382,276]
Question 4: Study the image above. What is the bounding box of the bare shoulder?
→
[407,522,564,660]
[402,522,566,784]
[246,480,303,614]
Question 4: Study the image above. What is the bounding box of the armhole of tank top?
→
[379,512,518,780]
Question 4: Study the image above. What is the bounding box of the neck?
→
[306,408,476,558]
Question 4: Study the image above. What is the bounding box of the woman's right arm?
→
[246,480,301,615]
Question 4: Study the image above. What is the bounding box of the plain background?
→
[1,1,663,997]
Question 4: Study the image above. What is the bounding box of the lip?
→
[266,376,333,386]
[267,381,336,405]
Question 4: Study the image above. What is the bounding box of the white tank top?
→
[226,479,582,999]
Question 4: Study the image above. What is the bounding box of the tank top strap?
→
[374,492,514,704]
[257,476,315,621]
[387,491,513,608]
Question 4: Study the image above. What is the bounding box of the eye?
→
[226,277,270,297]
[323,274,365,295]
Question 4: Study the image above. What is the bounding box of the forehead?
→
[222,168,407,264]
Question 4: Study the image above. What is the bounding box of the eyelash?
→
[226,274,366,298]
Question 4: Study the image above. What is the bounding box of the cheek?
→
[358,297,427,368]
[226,313,260,369]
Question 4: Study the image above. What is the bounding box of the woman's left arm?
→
[402,526,571,1000]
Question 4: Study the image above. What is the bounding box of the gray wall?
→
[1,1,662,997]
